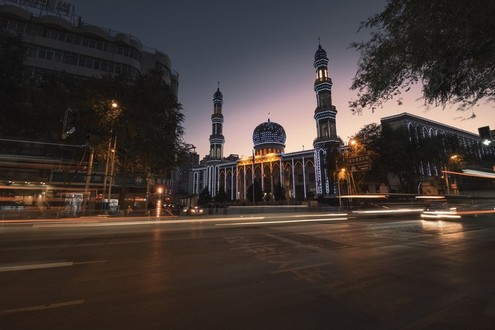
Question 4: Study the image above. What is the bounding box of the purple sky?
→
[69,0,492,158]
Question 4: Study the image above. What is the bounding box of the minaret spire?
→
[209,84,225,159]
[312,42,340,196]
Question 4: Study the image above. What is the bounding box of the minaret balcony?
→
[209,135,225,143]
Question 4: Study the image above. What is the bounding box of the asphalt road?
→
[1,212,495,329]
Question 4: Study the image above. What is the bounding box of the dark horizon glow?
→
[69,1,493,158]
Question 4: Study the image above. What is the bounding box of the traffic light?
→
[62,108,78,139]
[478,126,493,146]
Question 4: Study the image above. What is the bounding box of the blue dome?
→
[314,44,327,62]
[252,119,286,148]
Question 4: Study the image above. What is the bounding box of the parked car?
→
[182,206,204,215]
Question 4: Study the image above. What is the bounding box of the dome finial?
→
[213,82,223,99]
[268,112,270,122]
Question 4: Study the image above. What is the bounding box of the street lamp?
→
[444,154,461,195]
[252,149,256,205]
[102,100,120,211]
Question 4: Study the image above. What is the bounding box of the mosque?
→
[190,43,341,202]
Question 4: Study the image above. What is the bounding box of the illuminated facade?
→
[312,42,341,196]
[190,44,342,201]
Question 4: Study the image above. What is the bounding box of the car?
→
[421,202,461,220]
[182,206,205,215]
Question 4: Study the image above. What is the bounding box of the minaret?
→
[312,41,341,196]
[209,83,225,159]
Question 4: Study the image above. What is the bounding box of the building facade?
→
[191,43,341,202]
[190,42,494,201]
[381,112,495,193]
[0,0,180,211]
[0,0,178,93]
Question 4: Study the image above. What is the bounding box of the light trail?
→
[2,300,85,314]
[0,260,107,272]
[216,217,348,226]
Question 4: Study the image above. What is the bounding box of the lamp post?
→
[102,101,119,211]
[444,154,460,195]
[82,146,94,213]
[107,135,117,210]
[252,149,256,205]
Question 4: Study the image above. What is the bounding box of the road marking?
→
[216,217,348,226]
[2,300,85,314]
[0,261,73,272]
[271,261,334,273]
[0,260,106,272]
[73,260,107,265]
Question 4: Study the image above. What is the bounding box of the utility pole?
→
[252,150,256,205]
[82,147,94,213]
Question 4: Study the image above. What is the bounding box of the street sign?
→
[348,155,371,172]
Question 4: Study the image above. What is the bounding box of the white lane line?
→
[0,262,73,272]
[0,260,107,272]
[216,217,348,226]
[73,260,107,265]
[271,261,334,274]
[2,300,85,314]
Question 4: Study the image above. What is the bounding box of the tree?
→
[273,182,285,202]
[247,181,263,203]
[378,125,420,192]
[353,123,382,153]
[350,0,495,113]
[214,188,228,203]
[198,187,212,206]
[0,31,28,136]
[348,123,383,192]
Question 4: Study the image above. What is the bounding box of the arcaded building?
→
[191,43,339,201]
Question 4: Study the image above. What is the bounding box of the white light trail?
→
[216,217,348,226]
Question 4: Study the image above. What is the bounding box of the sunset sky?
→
[69,0,493,158]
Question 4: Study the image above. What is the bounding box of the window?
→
[27,46,37,57]
[0,17,7,29]
[58,31,67,42]
[16,22,25,34]
[70,54,78,65]
[7,20,16,30]
[38,49,46,59]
